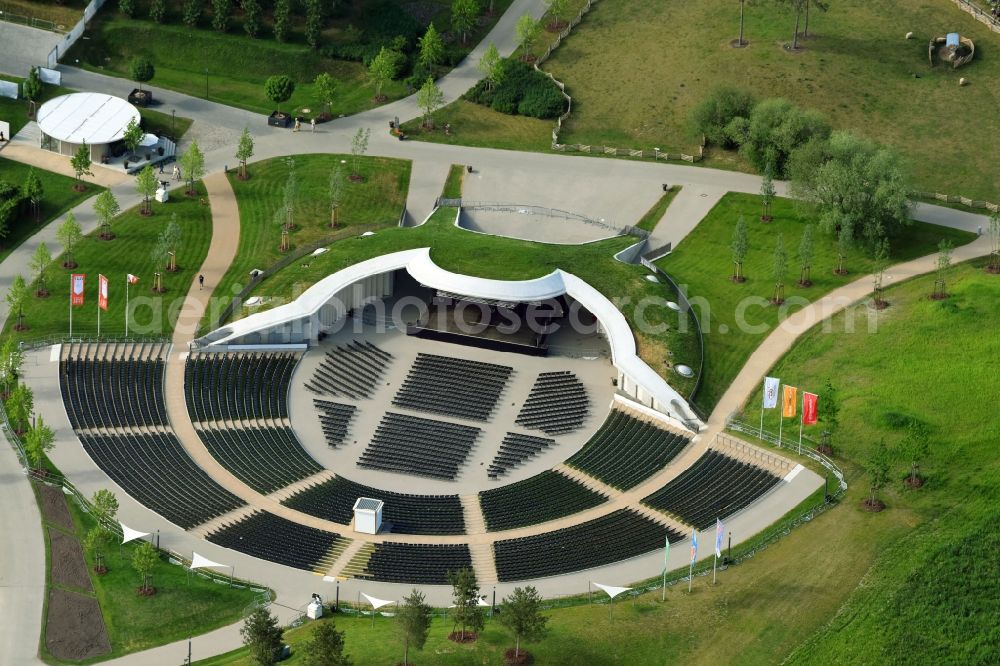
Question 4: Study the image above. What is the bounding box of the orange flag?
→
[782,385,798,418]
[98,274,108,311]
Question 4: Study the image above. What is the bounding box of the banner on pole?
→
[690,530,698,563]
[71,274,85,306]
[763,377,779,409]
[802,392,818,425]
[98,274,108,311]
[127,274,140,285]
[715,518,725,558]
[782,385,798,418]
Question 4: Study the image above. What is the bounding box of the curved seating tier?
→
[488,432,556,479]
[305,341,392,399]
[185,351,299,423]
[205,510,344,573]
[79,432,245,529]
[60,342,168,429]
[567,410,690,490]
[515,371,589,435]
[282,476,465,535]
[196,425,324,495]
[392,353,513,421]
[479,471,607,532]
[493,509,683,582]
[313,399,357,448]
[358,412,481,480]
[642,450,783,530]
[356,543,472,585]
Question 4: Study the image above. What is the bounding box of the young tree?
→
[452,0,479,45]
[328,162,344,227]
[731,214,749,282]
[179,140,205,196]
[149,0,166,23]
[24,414,54,472]
[23,66,42,117]
[7,275,29,330]
[901,423,930,488]
[872,236,890,308]
[118,0,135,17]
[211,0,231,32]
[123,117,144,155]
[499,586,548,660]
[367,47,398,101]
[150,213,182,271]
[6,382,33,434]
[29,242,51,296]
[771,233,787,304]
[281,160,297,231]
[418,23,445,71]
[313,73,337,117]
[70,142,93,191]
[416,76,444,129]
[988,210,1000,274]
[448,567,484,642]
[91,488,120,526]
[272,0,291,42]
[300,619,351,666]
[545,0,568,27]
[803,0,829,39]
[94,189,121,240]
[243,0,261,37]
[264,75,295,116]
[130,56,155,91]
[304,0,323,49]
[131,540,158,595]
[349,128,370,180]
[397,589,431,666]
[241,605,284,666]
[818,379,838,455]
[83,526,109,574]
[0,336,24,398]
[515,15,541,58]
[781,0,808,50]
[21,168,43,223]
[864,439,891,511]
[236,127,254,180]
[759,165,775,221]
[478,43,503,91]
[57,213,83,269]
[932,239,953,299]
[182,0,203,28]
[797,224,814,286]
[835,220,852,275]
[136,164,158,215]
[736,0,748,46]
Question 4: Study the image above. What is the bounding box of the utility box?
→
[353,497,383,535]
[306,601,323,619]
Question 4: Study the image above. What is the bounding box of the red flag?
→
[71,274,85,306]
[98,274,108,311]
[802,392,818,425]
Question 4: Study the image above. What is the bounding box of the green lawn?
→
[0,0,86,27]
[656,192,976,413]
[441,163,466,200]
[635,187,681,232]
[3,183,212,344]
[400,99,555,153]
[0,158,99,263]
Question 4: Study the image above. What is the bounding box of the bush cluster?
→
[465,59,566,119]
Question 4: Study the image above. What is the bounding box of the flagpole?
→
[661,535,668,602]
[97,292,101,338]
[777,413,783,448]
[125,278,129,338]
[68,274,73,339]
[759,401,765,439]
[713,552,718,586]
[798,416,804,454]
[688,557,694,594]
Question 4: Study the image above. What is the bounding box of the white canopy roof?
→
[119,522,149,545]
[593,583,632,600]
[191,552,229,570]
[362,593,395,610]
[37,93,140,145]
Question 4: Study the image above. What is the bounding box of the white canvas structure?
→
[593,583,632,600]
[361,593,394,611]
[191,552,229,570]
[36,92,140,162]
[119,522,149,545]
[352,497,383,535]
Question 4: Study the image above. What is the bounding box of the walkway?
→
[0,21,61,77]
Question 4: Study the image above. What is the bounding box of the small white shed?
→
[353,497,383,535]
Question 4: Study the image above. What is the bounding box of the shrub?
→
[465,59,566,119]
[740,98,830,177]
[518,81,565,118]
[691,86,755,149]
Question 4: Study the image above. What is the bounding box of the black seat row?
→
[479,471,607,532]
[305,340,392,399]
[206,510,344,573]
[642,450,784,530]
[567,410,690,490]
[313,399,357,448]
[185,352,299,423]
[488,432,555,478]
[515,371,589,435]
[283,476,466,535]
[196,425,324,495]
[358,412,481,480]
[355,543,472,585]
[493,509,684,581]
[392,353,513,422]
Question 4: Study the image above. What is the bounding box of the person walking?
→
[173,165,181,182]
[294,118,301,132]
[310,117,316,133]
[198,274,204,290]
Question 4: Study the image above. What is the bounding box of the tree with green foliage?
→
[7,275,29,331]
[759,165,775,221]
[690,86,755,149]
[780,0,808,49]
[350,127,370,180]
[368,47,398,101]
[872,236,890,308]
[130,56,154,91]
[236,127,254,180]
[304,0,323,49]
[797,224,814,286]
[0,336,24,398]
[397,589,430,666]
[123,117,143,156]
[448,567,484,641]
[212,0,231,32]
[57,213,82,269]
[864,439,891,510]
[731,214,749,282]
[300,619,351,666]
[136,165,158,216]
[499,586,548,660]
[94,189,121,240]
[149,0,166,23]
[29,242,51,296]
[131,540,158,595]
[740,98,829,176]
[23,66,42,116]
[24,414,53,472]
[771,233,787,304]
[241,605,283,666]
[83,526,109,574]
[835,220,852,275]
[313,73,337,117]
[901,423,930,488]
[281,159,297,231]
[819,379,838,454]
[179,140,205,196]
[933,239,953,299]
[272,0,291,42]
[264,75,295,115]
[70,142,93,190]
[478,43,503,91]
[151,213,182,271]
[328,163,344,228]
[182,0,203,28]
[515,15,541,58]
[242,0,261,37]
[546,0,569,25]
[91,489,119,526]
[452,0,480,45]
[21,168,43,223]
[418,23,445,71]
[5,382,33,433]
[118,0,135,17]
[416,76,444,129]
[988,210,1000,273]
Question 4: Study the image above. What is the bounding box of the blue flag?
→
[690,530,698,563]
[715,518,725,558]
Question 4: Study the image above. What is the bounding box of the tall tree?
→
[243,0,261,37]
[416,76,444,128]
[864,439,891,510]
[179,140,205,196]
[130,56,155,91]
[131,540,158,595]
[91,489,120,526]
[0,336,24,398]
[367,47,397,101]
[797,224,814,286]
[872,236,890,308]
[264,75,295,116]
[21,168,43,223]
[149,0,166,23]
[211,0,231,32]
[313,73,337,117]
[736,0,748,46]
[781,0,808,49]
[304,0,323,49]
[819,378,839,455]
[29,242,51,296]
[448,567,484,642]
[328,162,344,228]
[901,423,930,487]
[57,213,83,269]
[515,15,541,58]
[932,239,953,299]
[397,589,431,665]
[272,0,291,42]
[241,606,284,666]
[5,382,33,433]
[24,413,54,472]
[6,275,29,330]
[803,0,829,39]
[731,214,749,282]
[771,233,787,304]
[740,98,829,176]
[759,165,775,221]
[499,586,548,660]
[350,128,370,180]
[123,117,144,155]
[451,0,480,45]
[23,66,42,117]
[83,526,108,574]
[477,43,503,91]
[835,220,852,275]
[70,142,93,190]
[94,189,121,240]
[418,23,445,71]
[150,213,182,271]
[236,126,254,179]
[182,0,203,28]
[136,164,158,215]
[300,620,351,666]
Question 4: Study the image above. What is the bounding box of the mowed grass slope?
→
[657,192,976,412]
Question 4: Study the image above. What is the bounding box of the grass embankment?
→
[0,158,99,262]
[635,187,680,232]
[656,192,976,412]
[441,164,466,200]
[0,0,85,27]
[2,183,212,343]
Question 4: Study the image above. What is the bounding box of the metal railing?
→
[0,6,61,32]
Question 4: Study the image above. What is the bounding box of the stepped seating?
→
[641,450,784,530]
[305,341,392,399]
[196,425,324,495]
[60,342,169,429]
[493,509,683,581]
[515,371,589,435]
[313,400,357,448]
[282,476,465,535]
[567,410,690,490]
[205,511,344,573]
[184,352,299,423]
[78,432,245,529]
[479,471,607,531]
[358,412,481,480]
[355,543,472,585]
[392,353,513,422]
[488,432,555,478]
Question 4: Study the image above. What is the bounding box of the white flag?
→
[763,377,780,409]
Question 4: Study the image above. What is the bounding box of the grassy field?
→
[0,158,99,262]
[635,186,680,232]
[2,183,212,343]
[400,99,555,153]
[656,192,976,412]
[0,0,86,27]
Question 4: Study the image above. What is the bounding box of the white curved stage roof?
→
[205,248,701,429]
[37,93,140,145]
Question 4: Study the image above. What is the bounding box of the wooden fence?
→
[952,0,1000,33]
[914,191,1000,214]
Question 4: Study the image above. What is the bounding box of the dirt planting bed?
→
[48,528,93,592]
[37,483,74,531]
[45,588,111,661]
